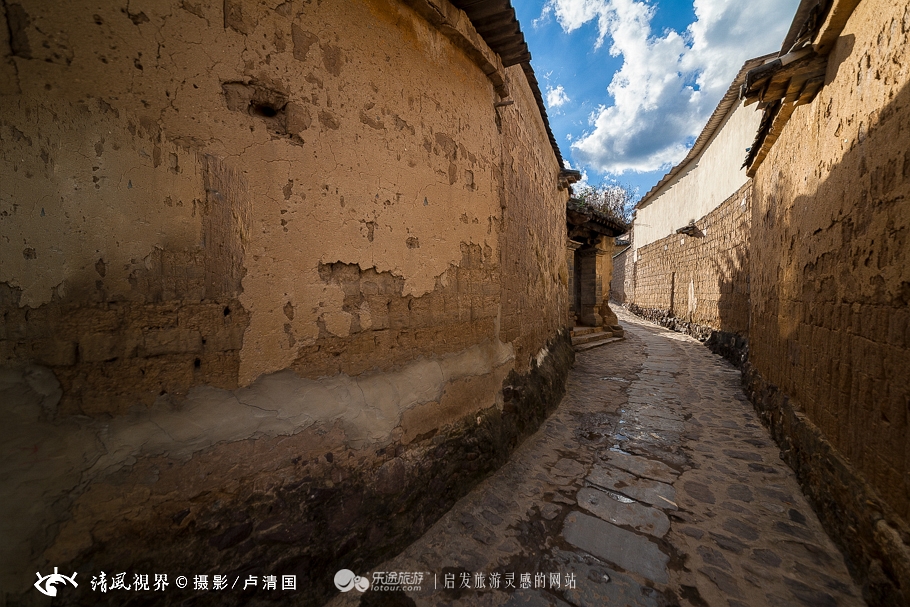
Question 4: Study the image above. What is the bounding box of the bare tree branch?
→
[574,182,637,225]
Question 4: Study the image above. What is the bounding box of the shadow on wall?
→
[742,72,910,605]
[706,242,750,367]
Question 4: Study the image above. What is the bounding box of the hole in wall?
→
[251,103,279,118]
[194,358,201,369]
[221,81,290,135]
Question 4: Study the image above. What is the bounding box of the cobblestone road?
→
[328,310,864,607]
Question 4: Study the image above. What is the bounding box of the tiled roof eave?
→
[448,0,567,169]
[634,54,775,210]
[744,0,862,175]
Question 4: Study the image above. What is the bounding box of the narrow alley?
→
[330,309,864,607]
[3,2,908,605]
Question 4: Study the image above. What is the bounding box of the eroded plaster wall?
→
[748,0,910,599]
[599,244,614,311]
[634,102,759,252]
[0,0,572,602]
[2,0,510,411]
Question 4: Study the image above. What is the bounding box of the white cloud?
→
[543,0,799,174]
[546,84,571,109]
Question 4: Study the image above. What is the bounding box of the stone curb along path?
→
[327,309,864,607]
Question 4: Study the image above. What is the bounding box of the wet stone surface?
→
[563,511,670,584]
[327,310,864,607]
[586,465,677,510]
[576,487,671,537]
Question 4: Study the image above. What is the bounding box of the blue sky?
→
[513,0,801,199]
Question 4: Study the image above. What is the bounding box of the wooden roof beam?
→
[471,11,517,31]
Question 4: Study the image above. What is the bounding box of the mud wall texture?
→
[498,67,569,371]
[498,67,569,370]
[623,182,751,340]
[748,0,910,602]
[598,243,614,310]
[0,0,572,603]
[610,246,631,305]
[0,0,511,413]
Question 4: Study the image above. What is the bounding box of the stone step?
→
[572,330,609,346]
[572,325,625,338]
[574,336,623,352]
[570,326,602,337]
[572,326,625,343]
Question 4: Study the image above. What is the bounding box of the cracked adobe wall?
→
[0,0,572,603]
[748,0,910,602]
[1,0,509,410]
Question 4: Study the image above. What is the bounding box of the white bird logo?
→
[34,567,79,597]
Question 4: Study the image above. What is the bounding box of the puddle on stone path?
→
[603,490,636,504]
[600,376,630,382]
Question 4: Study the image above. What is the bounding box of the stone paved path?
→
[328,310,864,607]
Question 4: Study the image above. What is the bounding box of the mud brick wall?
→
[0,0,510,411]
[610,246,631,305]
[0,0,574,602]
[597,245,614,310]
[0,151,251,414]
[747,0,910,601]
[627,182,751,338]
[498,67,570,371]
[291,242,500,380]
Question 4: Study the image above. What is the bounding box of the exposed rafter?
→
[743,0,862,175]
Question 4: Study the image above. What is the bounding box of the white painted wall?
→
[633,100,760,252]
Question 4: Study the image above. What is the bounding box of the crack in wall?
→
[0,1,572,598]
